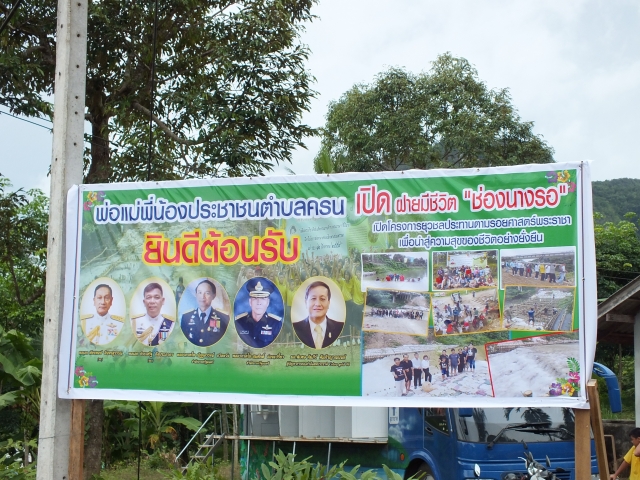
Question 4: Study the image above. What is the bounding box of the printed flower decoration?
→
[546,172,558,183]
[83,191,106,210]
[79,375,89,387]
[557,170,571,183]
[75,366,86,376]
[549,358,580,397]
[88,376,98,388]
[549,383,562,396]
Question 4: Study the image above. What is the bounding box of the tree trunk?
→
[221,404,229,461]
[85,84,111,184]
[84,399,104,480]
[232,405,239,480]
[23,428,29,465]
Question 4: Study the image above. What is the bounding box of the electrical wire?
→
[0,108,52,131]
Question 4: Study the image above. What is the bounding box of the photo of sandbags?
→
[363,288,430,335]
[503,286,575,332]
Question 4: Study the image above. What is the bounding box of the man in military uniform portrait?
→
[181,279,229,347]
[81,283,124,345]
[294,280,344,349]
[234,277,283,348]
[132,282,175,346]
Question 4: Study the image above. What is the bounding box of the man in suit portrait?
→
[132,282,175,346]
[294,280,344,349]
[81,283,124,345]
[181,279,229,347]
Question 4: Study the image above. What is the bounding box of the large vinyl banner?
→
[58,162,596,407]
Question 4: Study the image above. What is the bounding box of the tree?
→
[1,0,316,182]
[0,176,48,337]
[594,212,640,300]
[3,3,316,475]
[315,54,553,173]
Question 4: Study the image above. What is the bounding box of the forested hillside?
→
[593,178,640,221]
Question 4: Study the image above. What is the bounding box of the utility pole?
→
[36,0,87,478]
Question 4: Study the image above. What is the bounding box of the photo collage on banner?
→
[60,162,593,406]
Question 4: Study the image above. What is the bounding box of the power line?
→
[0,108,124,149]
[0,108,52,131]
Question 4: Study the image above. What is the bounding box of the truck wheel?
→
[415,463,435,480]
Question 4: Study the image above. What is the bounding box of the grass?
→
[100,463,174,480]
[99,457,234,480]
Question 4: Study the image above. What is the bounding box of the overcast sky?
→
[2,0,639,193]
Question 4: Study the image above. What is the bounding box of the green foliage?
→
[594,212,640,299]
[0,176,48,337]
[0,326,41,421]
[108,401,202,453]
[592,178,640,225]
[259,451,346,480]
[567,357,579,373]
[0,439,37,479]
[1,0,317,183]
[316,54,554,173]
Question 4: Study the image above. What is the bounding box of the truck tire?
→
[414,463,435,480]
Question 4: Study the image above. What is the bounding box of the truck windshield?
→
[454,408,575,444]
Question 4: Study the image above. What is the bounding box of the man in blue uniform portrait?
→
[234,277,283,348]
[180,279,229,347]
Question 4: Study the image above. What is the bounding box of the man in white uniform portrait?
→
[132,282,175,346]
[81,284,123,345]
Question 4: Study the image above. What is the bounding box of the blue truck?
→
[241,363,620,480]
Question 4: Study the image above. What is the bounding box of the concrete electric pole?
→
[36,0,87,478]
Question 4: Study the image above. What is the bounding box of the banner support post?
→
[36,0,87,478]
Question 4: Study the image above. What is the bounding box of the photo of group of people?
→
[362,330,501,398]
[360,252,430,292]
[432,250,498,291]
[500,247,575,289]
[359,244,580,399]
[79,273,347,350]
[363,289,430,335]
[432,287,501,335]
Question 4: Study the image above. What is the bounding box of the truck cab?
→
[398,407,594,480]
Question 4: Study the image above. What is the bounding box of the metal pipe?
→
[176,409,220,463]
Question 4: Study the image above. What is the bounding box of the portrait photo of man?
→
[234,277,284,348]
[180,279,229,347]
[293,280,344,349]
[80,282,124,345]
[131,281,175,346]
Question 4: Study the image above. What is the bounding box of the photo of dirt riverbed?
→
[487,334,580,398]
[363,289,430,335]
